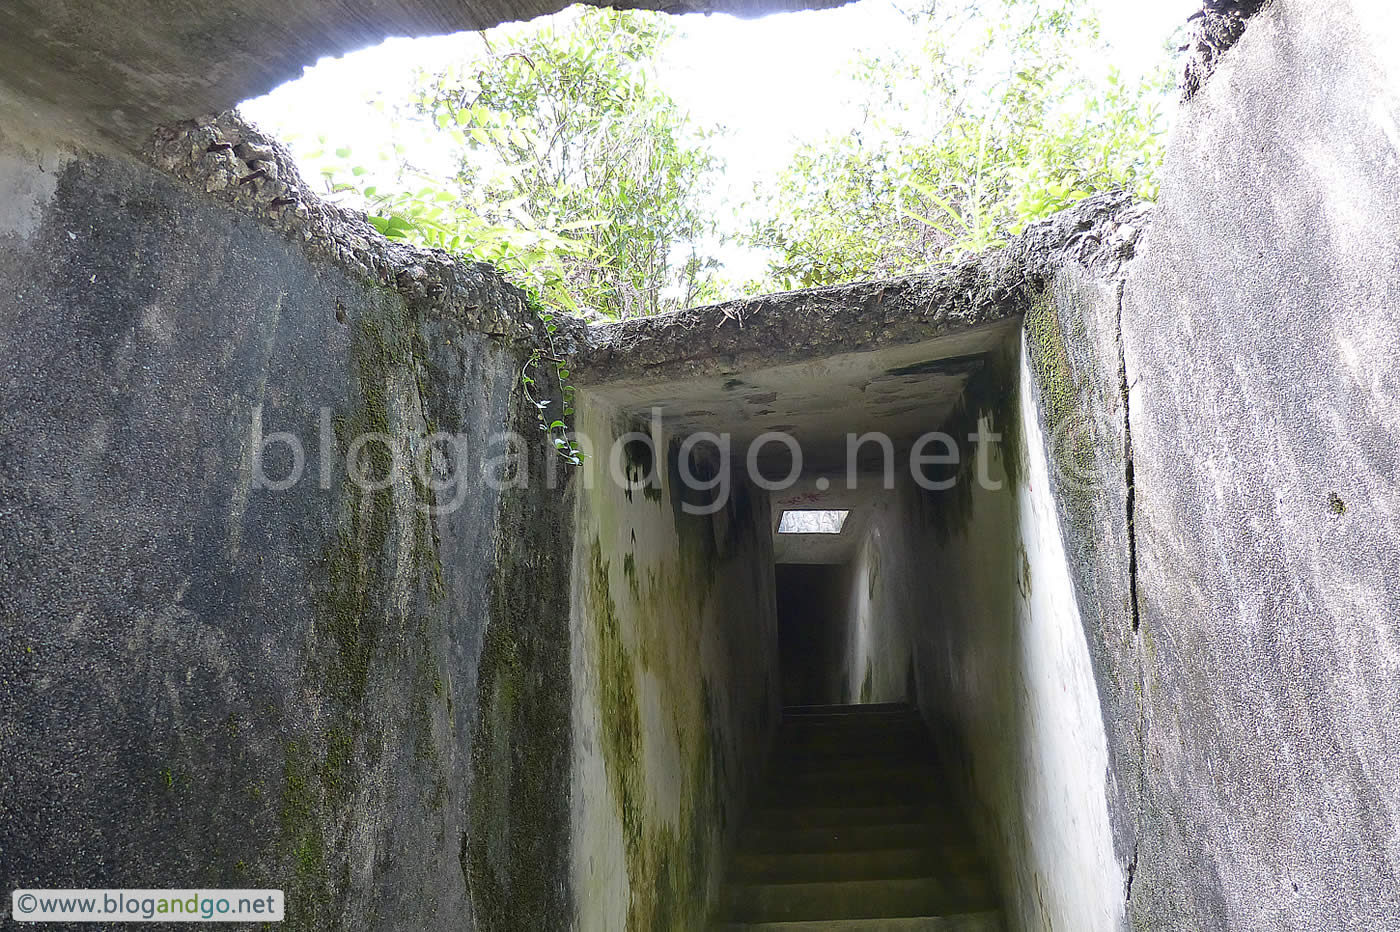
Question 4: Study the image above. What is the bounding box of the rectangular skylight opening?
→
[778,510,850,534]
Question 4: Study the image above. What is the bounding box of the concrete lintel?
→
[573,192,1150,386]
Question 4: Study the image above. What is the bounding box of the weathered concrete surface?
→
[0,0,846,149]
[910,337,1128,932]
[1119,0,1400,927]
[568,398,779,929]
[575,194,1145,386]
[1181,0,1268,100]
[1023,219,1151,919]
[150,112,536,341]
[836,494,919,706]
[0,117,574,930]
[587,324,1010,476]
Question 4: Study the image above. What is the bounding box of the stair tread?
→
[729,847,983,883]
[746,803,950,825]
[784,702,917,715]
[740,824,956,853]
[714,910,1004,931]
[721,876,996,922]
[716,704,1000,926]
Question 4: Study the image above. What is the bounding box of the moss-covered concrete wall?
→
[568,397,780,930]
[0,117,575,930]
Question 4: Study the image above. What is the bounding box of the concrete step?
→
[769,743,936,762]
[783,702,917,717]
[769,747,938,770]
[774,730,934,753]
[744,808,976,847]
[746,802,939,828]
[778,713,929,727]
[758,762,940,789]
[781,712,924,727]
[716,703,1001,928]
[714,912,1005,931]
[755,783,934,808]
[728,847,982,884]
[738,822,959,854]
[720,876,996,923]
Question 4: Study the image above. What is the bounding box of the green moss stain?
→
[589,538,645,852]
[918,341,1024,542]
[577,427,768,929]
[278,292,449,928]
[466,384,572,931]
[589,535,718,930]
[279,740,328,910]
[1025,287,1095,483]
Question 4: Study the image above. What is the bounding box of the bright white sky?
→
[241,0,1197,282]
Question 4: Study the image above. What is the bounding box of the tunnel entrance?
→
[571,251,1127,928]
[574,310,1028,925]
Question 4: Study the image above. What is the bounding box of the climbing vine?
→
[521,302,583,465]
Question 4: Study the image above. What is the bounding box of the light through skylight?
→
[778,510,850,535]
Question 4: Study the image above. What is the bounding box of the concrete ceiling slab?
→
[586,320,1016,473]
[0,0,845,147]
[574,194,1148,472]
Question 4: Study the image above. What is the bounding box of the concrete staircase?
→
[712,703,1004,931]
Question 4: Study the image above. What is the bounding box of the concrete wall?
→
[568,398,780,930]
[835,489,921,705]
[0,117,577,931]
[1115,0,1400,926]
[909,340,1127,932]
[821,335,1126,932]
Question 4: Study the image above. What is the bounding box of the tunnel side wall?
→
[834,492,923,705]
[0,121,580,930]
[846,337,1127,932]
[568,397,781,930]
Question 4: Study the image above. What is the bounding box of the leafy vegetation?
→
[293,0,1173,305]
[748,0,1172,289]
[315,9,723,319]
